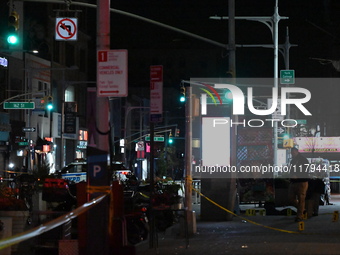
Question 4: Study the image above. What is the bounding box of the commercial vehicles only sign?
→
[97,50,128,97]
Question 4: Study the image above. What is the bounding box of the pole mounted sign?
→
[55,18,78,41]
[22,127,36,132]
[97,49,128,97]
[150,65,163,123]
[280,70,295,84]
[55,17,78,41]
[4,102,35,109]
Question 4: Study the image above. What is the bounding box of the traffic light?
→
[7,11,19,45]
[283,138,294,148]
[41,96,53,110]
[175,128,180,137]
[46,96,53,110]
[180,86,186,102]
[168,133,173,145]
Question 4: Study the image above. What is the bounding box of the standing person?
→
[306,177,325,217]
[288,147,310,222]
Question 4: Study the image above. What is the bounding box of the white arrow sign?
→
[277,127,285,134]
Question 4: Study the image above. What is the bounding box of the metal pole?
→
[149,121,155,248]
[228,0,237,220]
[273,0,279,166]
[96,0,110,152]
[184,85,193,229]
[61,70,65,168]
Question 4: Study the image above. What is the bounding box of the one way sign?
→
[22,127,36,132]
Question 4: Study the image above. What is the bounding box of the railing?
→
[0,194,107,250]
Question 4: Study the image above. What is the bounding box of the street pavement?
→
[136,194,340,255]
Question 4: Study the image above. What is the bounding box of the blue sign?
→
[88,153,108,186]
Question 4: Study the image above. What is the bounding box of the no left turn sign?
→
[55,17,78,41]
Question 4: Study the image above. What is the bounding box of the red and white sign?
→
[55,18,78,41]
[294,137,340,153]
[150,65,163,122]
[97,50,128,97]
[137,141,144,151]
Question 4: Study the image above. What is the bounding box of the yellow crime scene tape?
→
[87,185,111,194]
[190,185,340,235]
[138,192,150,199]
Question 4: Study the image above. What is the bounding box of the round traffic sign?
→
[56,18,77,40]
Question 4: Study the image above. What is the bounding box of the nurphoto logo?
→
[200,84,312,116]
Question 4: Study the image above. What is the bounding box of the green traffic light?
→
[7,34,18,45]
[180,95,185,102]
[46,103,53,111]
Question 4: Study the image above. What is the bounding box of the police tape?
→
[191,186,311,234]
[0,194,107,250]
[87,185,111,194]
[0,170,29,175]
[138,192,150,199]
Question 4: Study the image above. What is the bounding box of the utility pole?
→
[96,0,110,152]
[84,1,111,255]
[227,0,237,220]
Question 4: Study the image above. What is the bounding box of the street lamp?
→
[123,106,150,167]
[209,0,288,166]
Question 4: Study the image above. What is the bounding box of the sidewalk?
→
[136,194,340,255]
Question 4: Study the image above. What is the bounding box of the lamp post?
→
[123,106,150,167]
[209,0,288,166]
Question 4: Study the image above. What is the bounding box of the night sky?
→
[1,0,340,134]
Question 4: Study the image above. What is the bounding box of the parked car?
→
[59,161,87,183]
[57,160,131,183]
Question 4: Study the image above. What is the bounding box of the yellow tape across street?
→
[192,186,318,235]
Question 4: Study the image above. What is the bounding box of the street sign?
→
[4,102,35,109]
[97,49,128,97]
[145,136,164,142]
[137,141,144,151]
[18,142,29,146]
[55,17,78,41]
[280,70,295,84]
[296,119,307,125]
[277,127,285,134]
[22,127,36,132]
[150,65,163,122]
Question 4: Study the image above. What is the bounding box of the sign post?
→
[149,65,163,248]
